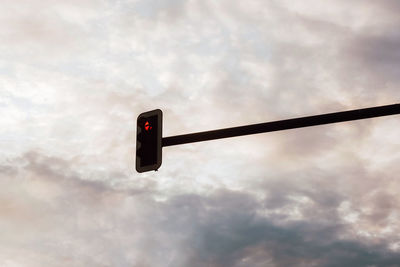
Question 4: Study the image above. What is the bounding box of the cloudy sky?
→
[1,0,400,266]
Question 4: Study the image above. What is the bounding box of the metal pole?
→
[162,103,400,147]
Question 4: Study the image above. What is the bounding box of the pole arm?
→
[162,103,400,147]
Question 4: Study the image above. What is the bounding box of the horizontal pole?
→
[162,103,400,147]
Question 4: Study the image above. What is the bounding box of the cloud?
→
[1,0,400,266]
[345,32,400,88]
[2,152,400,266]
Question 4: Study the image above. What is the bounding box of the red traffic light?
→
[144,121,152,131]
[136,109,162,173]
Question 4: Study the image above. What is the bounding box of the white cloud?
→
[1,0,400,265]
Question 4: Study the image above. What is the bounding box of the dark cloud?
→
[2,152,400,266]
[346,32,400,86]
[159,190,400,267]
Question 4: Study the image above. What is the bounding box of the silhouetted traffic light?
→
[136,109,162,172]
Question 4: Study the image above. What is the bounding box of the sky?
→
[1,0,400,266]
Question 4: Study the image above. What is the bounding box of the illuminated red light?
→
[144,121,152,131]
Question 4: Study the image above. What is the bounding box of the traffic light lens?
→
[145,121,152,131]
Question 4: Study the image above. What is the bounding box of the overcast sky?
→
[1,0,400,266]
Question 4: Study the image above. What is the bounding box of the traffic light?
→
[136,109,162,173]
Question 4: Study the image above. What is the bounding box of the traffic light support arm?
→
[162,103,400,147]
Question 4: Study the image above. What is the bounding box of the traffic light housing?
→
[136,109,162,172]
